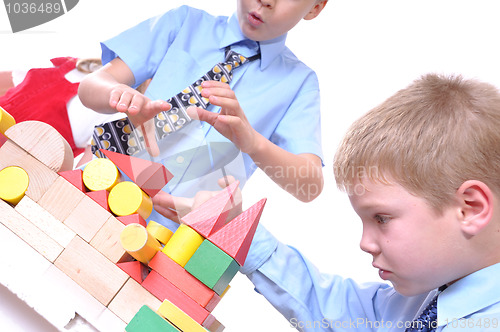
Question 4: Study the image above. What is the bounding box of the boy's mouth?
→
[248,12,264,26]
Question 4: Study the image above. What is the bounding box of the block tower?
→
[0,111,267,331]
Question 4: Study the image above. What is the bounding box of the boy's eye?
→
[374,214,390,224]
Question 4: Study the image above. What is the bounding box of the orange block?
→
[208,198,266,266]
[148,251,221,310]
[141,270,215,328]
[100,149,173,197]
[181,181,240,238]
[58,169,85,192]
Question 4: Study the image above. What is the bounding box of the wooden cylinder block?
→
[146,220,173,245]
[0,166,29,205]
[0,106,16,134]
[83,158,120,191]
[108,181,153,219]
[120,223,162,264]
[162,224,204,267]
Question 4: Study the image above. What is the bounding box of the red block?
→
[58,169,85,192]
[117,213,147,227]
[100,149,173,197]
[142,270,215,327]
[208,198,266,266]
[0,132,8,148]
[86,190,109,211]
[181,181,240,238]
[148,251,220,310]
[116,260,148,283]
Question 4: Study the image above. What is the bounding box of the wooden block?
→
[120,223,162,264]
[108,278,162,324]
[162,224,204,267]
[0,131,8,148]
[207,318,225,332]
[0,105,16,134]
[63,195,112,242]
[185,240,240,295]
[100,149,173,197]
[158,299,207,332]
[0,198,63,262]
[0,165,29,205]
[38,175,86,221]
[149,251,220,311]
[109,181,153,220]
[90,216,128,263]
[0,139,58,201]
[86,189,110,211]
[58,169,85,192]
[208,198,266,266]
[117,260,148,284]
[181,180,239,238]
[117,213,147,227]
[54,236,128,306]
[142,270,214,327]
[5,120,73,172]
[15,195,75,248]
[82,157,120,192]
[146,220,173,245]
[126,305,179,332]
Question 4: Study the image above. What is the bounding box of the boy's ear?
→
[456,180,494,236]
[304,0,328,21]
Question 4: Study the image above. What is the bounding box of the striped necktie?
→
[91,47,260,157]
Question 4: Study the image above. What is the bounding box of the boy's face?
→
[236,0,326,41]
[348,177,469,296]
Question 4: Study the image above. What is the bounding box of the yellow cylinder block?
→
[120,223,162,264]
[0,106,16,134]
[162,224,204,267]
[0,166,29,205]
[108,181,153,219]
[146,220,173,245]
[82,158,120,191]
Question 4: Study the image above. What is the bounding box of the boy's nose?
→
[259,0,274,9]
[359,226,380,256]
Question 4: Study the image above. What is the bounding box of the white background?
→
[1,1,500,331]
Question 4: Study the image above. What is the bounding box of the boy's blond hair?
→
[334,73,500,211]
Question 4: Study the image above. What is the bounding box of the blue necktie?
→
[405,286,447,332]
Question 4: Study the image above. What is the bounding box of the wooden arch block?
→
[5,120,73,172]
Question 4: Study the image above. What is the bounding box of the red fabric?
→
[0,57,84,156]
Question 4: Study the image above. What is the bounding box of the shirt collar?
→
[437,262,500,326]
[220,13,288,70]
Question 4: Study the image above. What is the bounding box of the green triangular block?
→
[126,305,178,332]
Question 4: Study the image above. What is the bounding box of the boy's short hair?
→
[333,73,500,211]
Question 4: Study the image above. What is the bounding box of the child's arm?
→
[78,58,170,126]
[189,80,324,202]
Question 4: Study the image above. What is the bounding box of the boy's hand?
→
[188,81,260,155]
[152,176,242,223]
[108,84,171,126]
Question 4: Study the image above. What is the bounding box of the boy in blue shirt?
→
[79,1,327,229]
[241,74,500,331]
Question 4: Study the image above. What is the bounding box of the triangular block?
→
[117,213,147,227]
[58,169,85,192]
[100,149,173,197]
[117,260,149,283]
[181,181,240,238]
[86,190,109,211]
[208,198,266,266]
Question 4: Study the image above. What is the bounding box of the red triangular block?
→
[117,260,148,283]
[58,169,85,192]
[117,213,147,227]
[100,149,173,197]
[181,181,240,238]
[86,190,110,211]
[0,132,8,148]
[208,198,266,266]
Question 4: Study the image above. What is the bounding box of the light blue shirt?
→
[100,6,323,230]
[242,225,500,331]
